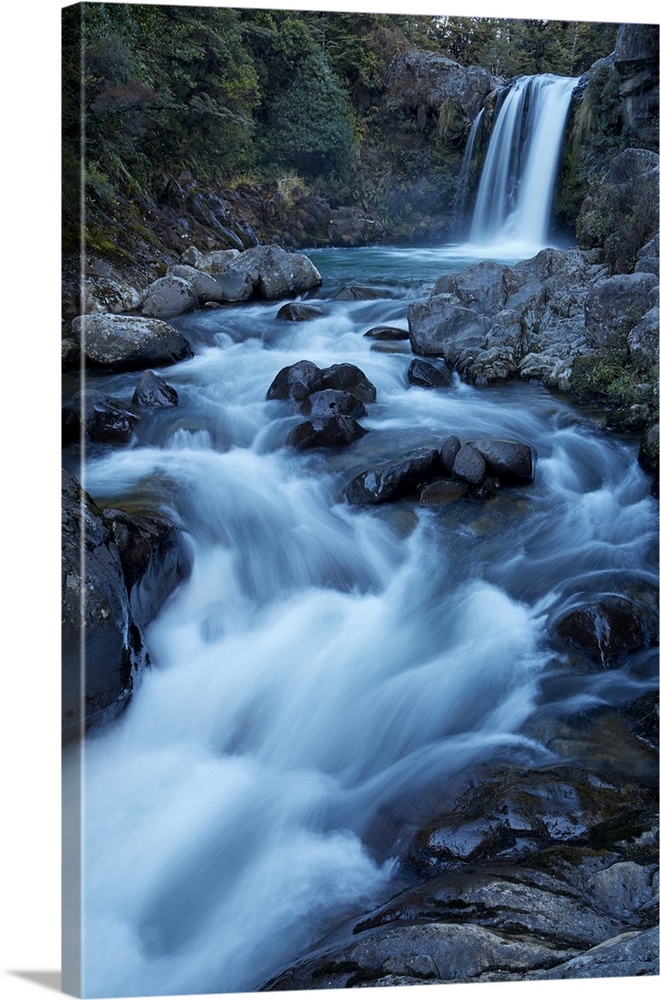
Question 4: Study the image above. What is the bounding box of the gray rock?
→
[551,596,659,668]
[142,275,198,318]
[219,245,322,301]
[408,295,487,359]
[388,50,496,127]
[530,927,659,979]
[585,862,659,924]
[276,302,324,322]
[72,314,193,372]
[81,274,144,315]
[169,265,226,304]
[614,24,659,142]
[627,306,660,370]
[584,273,658,350]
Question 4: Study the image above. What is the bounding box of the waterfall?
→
[469,74,578,249]
[454,108,483,235]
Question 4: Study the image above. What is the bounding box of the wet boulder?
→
[142,275,198,318]
[276,302,324,322]
[332,285,384,300]
[266,360,325,401]
[75,391,139,444]
[470,439,535,484]
[407,358,453,388]
[132,370,179,408]
[72,314,193,372]
[320,363,377,403]
[364,325,409,341]
[299,389,366,420]
[440,435,461,474]
[220,244,322,301]
[347,447,444,506]
[105,508,191,629]
[452,444,487,486]
[551,596,659,668]
[62,469,144,741]
[288,415,367,450]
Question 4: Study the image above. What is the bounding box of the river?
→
[64,244,657,998]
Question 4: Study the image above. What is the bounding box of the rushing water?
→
[65,246,657,998]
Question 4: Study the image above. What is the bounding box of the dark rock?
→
[142,275,198,318]
[105,509,191,629]
[638,422,659,494]
[276,302,324,322]
[72,314,193,372]
[407,358,453,389]
[469,475,500,502]
[419,479,469,504]
[299,389,366,420]
[470,439,535,485]
[76,391,139,445]
[387,50,496,129]
[364,325,409,341]
[346,448,444,506]
[452,444,486,486]
[440,435,461,474]
[132,370,179,408]
[62,469,144,741]
[618,691,659,751]
[289,415,367,450]
[62,406,82,447]
[552,596,659,668]
[320,363,377,403]
[266,361,324,401]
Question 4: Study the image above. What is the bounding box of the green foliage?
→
[264,47,353,184]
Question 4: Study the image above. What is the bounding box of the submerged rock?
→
[552,596,659,668]
[276,302,324,322]
[407,358,453,388]
[74,391,139,444]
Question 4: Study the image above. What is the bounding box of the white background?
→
[1,1,656,999]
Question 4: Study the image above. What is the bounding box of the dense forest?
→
[62,4,625,259]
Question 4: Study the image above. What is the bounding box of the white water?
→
[469,74,578,251]
[63,249,658,998]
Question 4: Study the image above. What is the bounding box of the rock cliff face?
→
[387,51,497,132]
[614,23,659,146]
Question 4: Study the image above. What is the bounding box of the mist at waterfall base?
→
[63,74,658,999]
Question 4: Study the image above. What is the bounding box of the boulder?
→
[419,479,469,504]
[440,435,461,474]
[627,307,660,370]
[408,295,487,359]
[551,596,659,668]
[320,363,377,403]
[75,391,139,445]
[470,439,535,484]
[276,302,324,322]
[299,389,366,420]
[62,469,144,741]
[81,274,144,315]
[132,370,179,408]
[266,361,324,402]
[407,358,453,388]
[346,447,444,506]
[218,244,322,301]
[142,275,198,318]
[332,285,384,300]
[72,314,193,372]
[105,508,191,629]
[584,273,658,350]
[169,265,226,304]
[183,247,240,273]
[452,444,486,486]
[288,415,367,450]
[364,325,409,341]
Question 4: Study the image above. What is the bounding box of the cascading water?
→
[469,74,578,250]
[62,248,657,998]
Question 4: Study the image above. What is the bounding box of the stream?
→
[65,245,657,998]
